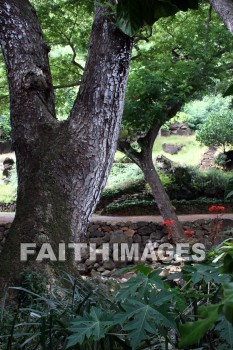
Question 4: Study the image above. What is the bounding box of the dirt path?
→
[0,212,233,224]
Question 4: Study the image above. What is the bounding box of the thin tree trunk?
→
[0,0,132,291]
[139,155,184,243]
[118,122,184,242]
[210,0,233,34]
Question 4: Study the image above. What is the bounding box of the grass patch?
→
[104,163,144,192]
[115,135,208,166]
[105,198,232,215]
[152,134,208,166]
[0,183,16,203]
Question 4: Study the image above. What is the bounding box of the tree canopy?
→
[122,3,233,136]
[197,113,233,150]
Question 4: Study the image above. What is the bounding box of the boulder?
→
[162,143,183,155]
[168,122,192,136]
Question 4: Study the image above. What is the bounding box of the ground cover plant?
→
[0,239,233,350]
[100,161,233,215]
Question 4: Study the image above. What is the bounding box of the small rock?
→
[102,225,112,232]
[138,226,153,236]
[124,229,135,237]
[97,266,105,272]
[133,234,142,243]
[160,235,169,243]
[103,261,115,270]
[102,270,111,277]
[85,259,93,267]
[77,263,88,272]
[89,230,105,238]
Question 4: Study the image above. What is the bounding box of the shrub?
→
[196,114,233,151]
[102,164,145,201]
[0,115,11,140]
[191,168,230,198]
[1,254,233,350]
[169,166,230,199]
[182,95,232,130]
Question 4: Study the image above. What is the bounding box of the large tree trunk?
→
[0,0,132,291]
[118,123,184,242]
[210,0,233,34]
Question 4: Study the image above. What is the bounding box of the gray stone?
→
[88,224,100,232]
[110,231,127,244]
[89,237,103,246]
[85,259,93,267]
[150,231,164,241]
[141,236,150,244]
[89,230,105,238]
[102,270,111,277]
[103,260,115,270]
[133,234,142,243]
[162,143,183,155]
[1,237,6,245]
[97,266,105,272]
[138,226,153,236]
[160,235,169,243]
[77,263,88,272]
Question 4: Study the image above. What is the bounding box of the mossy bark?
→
[0,0,133,295]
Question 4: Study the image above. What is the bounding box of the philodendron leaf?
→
[179,304,220,348]
[116,0,144,37]
[215,316,233,346]
[116,270,168,300]
[223,83,233,97]
[223,283,233,325]
[117,298,176,350]
[116,0,199,37]
[66,307,113,348]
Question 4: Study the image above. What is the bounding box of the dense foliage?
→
[176,94,233,130]
[196,114,233,150]
[121,4,233,136]
[1,241,233,349]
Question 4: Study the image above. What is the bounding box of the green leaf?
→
[182,264,225,284]
[223,83,233,97]
[116,0,199,36]
[215,316,233,346]
[67,307,113,348]
[226,177,233,199]
[116,0,144,37]
[116,270,168,300]
[113,264,153,276]
[222,253,233,274]
[179,304,220,348]
[119,298,176,349]
[223,283,233,325]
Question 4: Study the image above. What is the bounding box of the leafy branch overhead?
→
[116,0,199,36]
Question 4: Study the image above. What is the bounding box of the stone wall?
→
[0,219,232,275]
[0,223,11,253]
[0,203,16,212]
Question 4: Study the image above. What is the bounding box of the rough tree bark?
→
[210,0,233,34]
[118,121,184,243]
[0,0,132,290]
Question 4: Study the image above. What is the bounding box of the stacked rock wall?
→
[0,220,232,275]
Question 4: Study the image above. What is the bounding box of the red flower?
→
[209,205,225,213]
[184,230,195,237]
[162,219,175,227]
